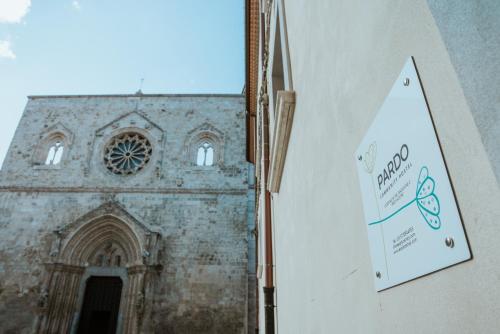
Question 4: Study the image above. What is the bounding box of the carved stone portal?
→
[34,202,162,334]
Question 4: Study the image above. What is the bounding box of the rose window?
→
[104,133,152,175]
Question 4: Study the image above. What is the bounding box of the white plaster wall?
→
[271,0,500,333]
[427,0,500,183]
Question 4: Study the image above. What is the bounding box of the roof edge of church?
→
[27,93,244,99]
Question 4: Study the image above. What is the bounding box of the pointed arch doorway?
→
[34,203,162,334]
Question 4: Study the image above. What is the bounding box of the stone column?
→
[139,266,161,333]
[37,264,84,334]
[123,265,146,334]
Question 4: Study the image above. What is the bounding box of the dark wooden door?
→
[77,276,123,334]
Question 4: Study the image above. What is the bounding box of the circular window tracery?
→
[104,133,152,175]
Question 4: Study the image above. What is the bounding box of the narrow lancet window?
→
[45,141,64,165]
[196,142,214,166]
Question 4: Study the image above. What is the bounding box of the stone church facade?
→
[0,94,255,334]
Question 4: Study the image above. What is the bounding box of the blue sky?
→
[0,0,244,168]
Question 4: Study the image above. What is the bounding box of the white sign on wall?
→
[355,57,471,291]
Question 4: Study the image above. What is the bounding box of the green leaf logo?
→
[369,166,442,230]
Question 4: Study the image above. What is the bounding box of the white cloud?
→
[72,0,81,10]
[0,0,31,23]
[0,40,16,59]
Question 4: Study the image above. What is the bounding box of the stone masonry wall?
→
[0,95,254,334]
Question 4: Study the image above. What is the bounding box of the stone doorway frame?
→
[33,202,162,334]
[70,267,128,334]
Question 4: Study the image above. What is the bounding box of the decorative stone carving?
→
[36,202,162,334]
[49,229,63,258]
[103,132,153,175]
[88,111,165,177]
[136,291,145,314]
[184,122,225,166]
[92,241,126,267]
[32,122,74,168]
[37,289,49,309]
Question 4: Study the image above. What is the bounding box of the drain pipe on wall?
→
[258,1,276,332]
[262,91,275,334]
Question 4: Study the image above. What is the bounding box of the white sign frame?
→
[355,57,471,291]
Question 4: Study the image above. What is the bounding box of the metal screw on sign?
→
[445,237,455,248]
[403,78,410,86]
[375,271,382,279]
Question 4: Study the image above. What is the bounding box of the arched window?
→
[45,140,64,165]
[185,123,224,166]
[33,123,73,169]
[196,142,214,166]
